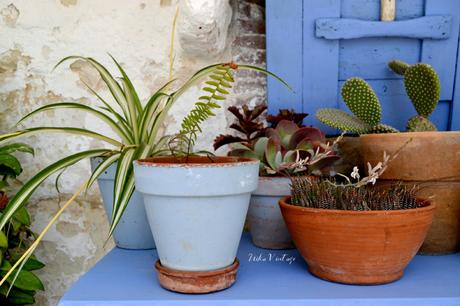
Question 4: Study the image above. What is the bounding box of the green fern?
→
[178,64,236,151]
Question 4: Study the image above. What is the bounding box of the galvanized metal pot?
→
[248,176,294,249]
[133,156,259,272]
[91,157,155,250]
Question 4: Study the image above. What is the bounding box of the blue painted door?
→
[267,0,460,133]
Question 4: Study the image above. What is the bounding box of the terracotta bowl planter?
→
[360,132,460,254]
[279,196,435,285]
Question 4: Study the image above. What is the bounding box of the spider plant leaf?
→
[0,127,123,147]
[0,148,111,231]
[17,102,132,144]
[81,80,130,126]
[238,64,292,91]
[112,147,137,215]
[139,85,173,142]
[55,56,131,123]
[98,106,133,142]
[0,143,34,156]
[109,145,151,237]
[86,152,121,190]
[109,54,143,114]
[121,79,140,142]
[148,96,176,146]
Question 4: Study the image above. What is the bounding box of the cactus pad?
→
[388,60,410,75]
[404,63,440,117]
[341,78,381,126]
[406,115,437,132]
[316,108,371,134]
[367,124,399,134]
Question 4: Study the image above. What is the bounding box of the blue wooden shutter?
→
[267,0,460,133]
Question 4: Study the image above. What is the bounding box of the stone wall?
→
[0,0,267,304]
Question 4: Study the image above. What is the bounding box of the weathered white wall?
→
[0,0,266,305]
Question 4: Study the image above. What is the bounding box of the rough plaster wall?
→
[0,0,266,305]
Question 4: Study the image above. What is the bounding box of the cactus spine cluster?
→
[316,60,441,134]
[388,60,440,132]
[316,77,399,134]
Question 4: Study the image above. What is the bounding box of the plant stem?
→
[169,6,179,82]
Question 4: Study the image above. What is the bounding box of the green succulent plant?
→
[316,78,399,134]
[228,120,340,176]
[388,60,440,132]
[316,60,441,134]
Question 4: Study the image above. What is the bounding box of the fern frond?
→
[179,64,237,149]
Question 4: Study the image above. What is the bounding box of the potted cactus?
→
[214,107,339,249]
[316,60,460,255]
[279,155,436,285]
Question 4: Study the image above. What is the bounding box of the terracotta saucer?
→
[155,259,240,294]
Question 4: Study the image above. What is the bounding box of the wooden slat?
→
[339,38,419,80]
[266,0,303,114]
[381,0,396,21]
[341,0,424,21]
[303,0,341,133]
[422,0,460,102]
[316,16,452,40]
[451,33,460,130]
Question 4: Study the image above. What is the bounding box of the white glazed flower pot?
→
[91,157,155,250]
[133,156,259,271]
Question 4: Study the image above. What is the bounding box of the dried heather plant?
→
[289,147,423,211]
[290,178,422,211]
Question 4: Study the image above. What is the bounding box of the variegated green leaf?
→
[109,54,143,114]
[238,64,292,91]
[109,144,151,237]
[55,56,131,123]
[0,127,123,147]
[0,149,111,231]
[121,79,140,142]
[17,102,132,143]
[112,147,137,214]
[86,152,121,190]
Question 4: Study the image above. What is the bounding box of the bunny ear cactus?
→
[341,77,382,126]
[388,60,440,132]
[316,78,399,134]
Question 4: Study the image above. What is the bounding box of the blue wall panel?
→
[266,0,460,133]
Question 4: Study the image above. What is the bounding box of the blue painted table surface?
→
[59,233,460,306]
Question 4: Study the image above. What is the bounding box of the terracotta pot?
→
[360,132,460,254]
[248,176,294,249]
[279,196,435,285]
